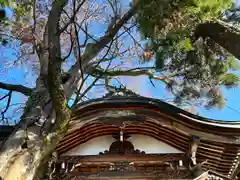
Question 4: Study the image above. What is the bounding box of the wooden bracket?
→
[188,135,200,166]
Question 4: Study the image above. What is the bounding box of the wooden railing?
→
[50,153,196,179]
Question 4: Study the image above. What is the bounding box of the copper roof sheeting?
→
[56,96,240,179]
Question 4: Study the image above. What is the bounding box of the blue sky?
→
[236,0,240,6]
[1,0,240,124]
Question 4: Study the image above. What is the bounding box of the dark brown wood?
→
[56,125,238,177]
[54,96,240,179]
[52,152,195,179]
[56,122,191,153]
[188,136,200,165]
[72,102,240,137]
[53,167,192,179]
[59,153,186,163]
[107,140,136,154]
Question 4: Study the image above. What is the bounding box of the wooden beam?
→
[70,108,240,144]
[58,153,186,163]
[54,169,193,179]
[188,136,200,165]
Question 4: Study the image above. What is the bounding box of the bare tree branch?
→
[46,0,70,126]
[32,0,71,177]
[31,0,38,54]
[62,27,74,60]
[60,0,87,33]
[80,1,140,63]
[1,91,12,123]
[0,82,33,96]
[63,3,140,99]
[72,39,115,106]
[123,25,144,50]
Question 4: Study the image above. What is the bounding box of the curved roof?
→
[68,95,240,144]
[74,96,240,125]
[71,96,240,137]
[57,95,240,178]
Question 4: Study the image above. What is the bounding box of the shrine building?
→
[1,94,240,179]
[52,95,240,180]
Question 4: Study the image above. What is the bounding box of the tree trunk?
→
[0,78,51,180]
[195,21,240,59]
[0,65,85,180]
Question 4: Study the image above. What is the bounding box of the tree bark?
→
[195,21,240,60]
[0,0,70,179]
[0,80,51,180]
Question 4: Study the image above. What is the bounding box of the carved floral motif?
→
[99,140,146,155]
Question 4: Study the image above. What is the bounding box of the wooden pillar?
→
[188,135,200,166]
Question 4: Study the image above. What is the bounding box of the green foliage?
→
[177,39,193,52]
[0,0,13,46]
[207,95,225,109]
[0,0,12,7]
[15,1,32,18]
[226,56,240,70]
[0,0,16,9]
[136,0,238,109]
[0,0,32,46]
[0,0,10,20]
[0,0,32,19]
[219,73,240,87]
[137,0,233,39]
[159,36,239,108]
[187,0,233,20]
[0,36,8,46]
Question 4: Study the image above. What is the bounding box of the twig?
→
[59,0,87,33]
[0,93,10,101]
[63,26,74,60]
[81,54,114,100]
[72,40,115,106]
[75,23,101,43]
[123,25,144,50]
[113,23,137,41]
[1,91,12,122]
[73,0,84,89]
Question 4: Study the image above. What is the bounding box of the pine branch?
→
[0,82,33,96]
[89,67,168,82]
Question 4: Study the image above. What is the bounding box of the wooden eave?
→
[56,96,240,177]
[56,122,239,176]
[72,96,240,135]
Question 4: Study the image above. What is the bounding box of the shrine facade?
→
[2,95,240,179]
[47,95,240,180]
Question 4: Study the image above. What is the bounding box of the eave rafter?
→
[54,96,240,178]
